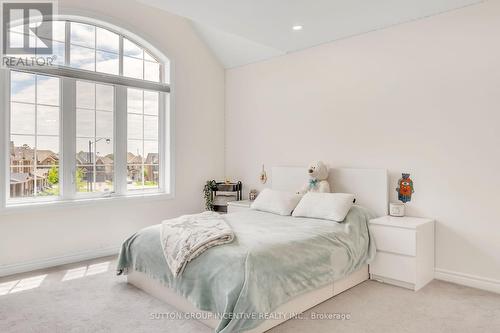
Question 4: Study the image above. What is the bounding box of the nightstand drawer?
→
[370,252,416,284]
[370,225,416,256]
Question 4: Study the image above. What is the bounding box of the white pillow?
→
[250,189,302,216]
[292,192,355,222]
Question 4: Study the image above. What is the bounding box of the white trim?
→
[114,85,127,195]
[167,67,175,197]
[435,268,500,294]
[0,14,175,212]
[0,69,8,209]
[0,246,120,278]
[12,66,170,93]
[0,192,173,216]
[61,77,76,199]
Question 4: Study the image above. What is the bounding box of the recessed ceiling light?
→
[292,25,303,31]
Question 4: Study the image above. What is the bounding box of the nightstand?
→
[369,216,435,291]
[227,200,253,213]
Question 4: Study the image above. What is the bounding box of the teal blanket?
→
[117,205,375,333]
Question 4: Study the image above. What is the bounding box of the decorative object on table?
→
[396,173,414,203]
[259,165,267,184]
[203,180,218,211]
[249,189,258,201]
[389,202,405,217]
[205,181,243,213]
[298,161,331,194]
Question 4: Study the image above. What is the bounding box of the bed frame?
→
[128,167,388,332]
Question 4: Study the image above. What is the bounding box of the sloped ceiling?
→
[139,0,483,68]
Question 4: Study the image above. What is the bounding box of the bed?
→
[117,167,388,333]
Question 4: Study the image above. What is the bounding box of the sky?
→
[9,21,162,161]
[9,21,160,79]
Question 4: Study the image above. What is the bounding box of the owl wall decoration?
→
[396,173,414,203]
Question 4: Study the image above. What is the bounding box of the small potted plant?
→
[203,180,218,211]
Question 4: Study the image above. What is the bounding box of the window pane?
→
[70,22,95,48]
[144,141,158,161]
[144,116,158,140]
[36,166,59,197]
[75,165,91,193]
[38,39,65,65]
[127,140,143,162]
[75,81,114,195]
[76,81,95,109]
[127,114,143,140]
[11,72,35,103]
[76,109,95,137]
[96,27,119,53]
[10,163,35,198]
[10,135,36,199]
[53,21,66,43]
[123,56,143,79]
[164,60,171,84]
[76,138,93,165]
[95,166,114,193]
[144,165,159,189]
[37,105,59,135]
[127,88,162,192]
[96,111,113,138]
[70,45,95,71]
[127,165,143,191]
[11,103,35,135]
[96,138,113,157]
[10,135,36,164]
[37,76,60,106]
[37,136,59,159]
[143,91,158,115]
[9,72,61,201]
[127,89,143,113]
[96,51,119,75]
[36,21,66,43]
[144,52,156,62]
[144,61,160,82]
[96,84,113,111]
[36,136,60,197]
[123,39,143,59]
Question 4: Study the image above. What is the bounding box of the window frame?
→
[0,15,173,211]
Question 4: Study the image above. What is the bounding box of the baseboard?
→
[435,268,500,294]
[0,246,120,278]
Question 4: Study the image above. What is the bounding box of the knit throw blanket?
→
[160,211,235,277]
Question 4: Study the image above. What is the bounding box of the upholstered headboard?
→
[271,167,388,217]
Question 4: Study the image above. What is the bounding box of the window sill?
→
[0,192,174,216]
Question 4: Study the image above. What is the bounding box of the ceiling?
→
[139,0,482,68]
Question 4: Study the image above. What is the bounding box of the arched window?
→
[4,17,171,205]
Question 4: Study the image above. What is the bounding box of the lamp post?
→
[88,138,111,192]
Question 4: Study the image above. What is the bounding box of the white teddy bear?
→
[299,161,331,194]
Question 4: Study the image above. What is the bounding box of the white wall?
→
[226,0,500,284]
[0,0,225,269]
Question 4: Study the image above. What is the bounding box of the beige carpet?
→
[1,256,499,333]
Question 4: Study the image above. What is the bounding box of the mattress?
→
[117,205,375,332]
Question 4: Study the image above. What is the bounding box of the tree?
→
[47,165,59,185]
[76,168,86,191]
